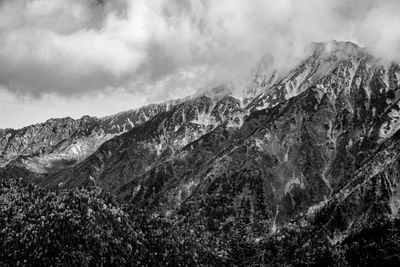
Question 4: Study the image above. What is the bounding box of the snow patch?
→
[283,149,289,162]
[254,138,265,151]
[284,170,303,195]
[131,185,142,199]
[127,118,134,128]
[154,142,163,156]
[307,199,328,216]
[379,103,400,141]
[271,205,280,233]
[396,72,400,87]
[284,65,310,99]
[192,112,218,127]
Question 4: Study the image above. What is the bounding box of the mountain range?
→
[1,40,400,266]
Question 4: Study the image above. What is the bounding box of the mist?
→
[0,0,399,102]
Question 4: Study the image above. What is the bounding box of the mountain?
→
[2,40,400,265]
[38,89,245,192]
[243,54,279,102]
[0,101,176,173]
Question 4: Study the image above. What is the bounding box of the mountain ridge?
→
[2,40,400,265]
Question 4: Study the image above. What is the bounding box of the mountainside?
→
[2,40,400,266]
[0,101,175,173]
[28,41,399,227]
[41,91,245,192]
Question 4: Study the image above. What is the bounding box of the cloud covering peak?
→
[0,0,400,100]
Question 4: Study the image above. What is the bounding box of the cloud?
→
[0,0,400,100]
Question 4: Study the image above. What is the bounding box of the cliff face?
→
[2,41,400,239]
[0,102,175,173]
[42,92,245,192]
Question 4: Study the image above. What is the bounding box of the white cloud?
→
[0,0,400,101]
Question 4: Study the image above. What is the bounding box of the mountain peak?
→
[193,83,235,99]
[305,40,365,59]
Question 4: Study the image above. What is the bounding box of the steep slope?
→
[242,54,280,103]
[183,41,400,230]
[83,41,400,232]
[314,128,400,236]
[40,90,245,193]
[0,101,175,173]
[237,127,400,265]
[247,41,364,111]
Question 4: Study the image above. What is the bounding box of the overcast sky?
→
[1,0,400,128]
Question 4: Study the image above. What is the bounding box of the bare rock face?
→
[3,41,400,239]
[41,91,245,192]
[314,131,400,236]
[0,117,78,168]
[247,41,366,112]
[243,54,279,101]
[0,101,175,172]
[95,41,400,232]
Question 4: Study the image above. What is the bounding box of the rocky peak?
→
[0,101,177,172]
[99,100,177,133]
[244,54,278,100]
[306,40,363,57]
[193,83,235,98]
[245,41,370,112]
[37,87,245,192]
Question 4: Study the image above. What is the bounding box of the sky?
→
[1,0,400,128]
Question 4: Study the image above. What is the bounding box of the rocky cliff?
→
[0,101,176,173]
